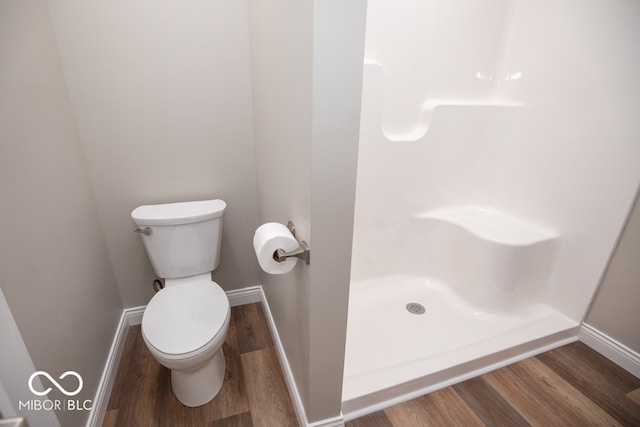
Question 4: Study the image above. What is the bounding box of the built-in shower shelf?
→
[418,206,556,246]
[361,63,523,142]
[412,205,558,312]
[381,102,523,142]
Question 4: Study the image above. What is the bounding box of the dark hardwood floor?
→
[104,302,640,426]
[103,303,297,427]
[346,342,640,427]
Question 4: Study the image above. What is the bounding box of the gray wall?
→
[1,1,637,426]
[0,2,122,426]
[47,0,262,307]
[585,190,640,353]
[249,0,313,417]
[1,1,261,425]
[307,1,367,420]
[250,0,367,422]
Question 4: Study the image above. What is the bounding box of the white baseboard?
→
[85,305,144,427]
[254,287,345,427]
[579,323,640,378]
[124,306,145,326]
[308,415,345,427]
[257,287,316,427]
[226,285,263,307]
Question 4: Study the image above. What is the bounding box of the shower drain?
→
[406,302,426,315]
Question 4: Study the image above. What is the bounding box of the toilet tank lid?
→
[131,199,226,226]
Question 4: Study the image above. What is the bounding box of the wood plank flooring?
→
[103,303,297,427]
[104,302,640,426]
[347,342,640,427]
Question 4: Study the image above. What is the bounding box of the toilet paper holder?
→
[273,221,310,265]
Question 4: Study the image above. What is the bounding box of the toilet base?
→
[171,348,226,407]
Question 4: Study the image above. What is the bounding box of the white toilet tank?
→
[131,199,226,279]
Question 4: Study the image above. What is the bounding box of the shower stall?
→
[343,0,640,418]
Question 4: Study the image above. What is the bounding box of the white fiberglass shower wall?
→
[343,0,640,417]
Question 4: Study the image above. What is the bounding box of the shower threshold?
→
[342,275,579,419]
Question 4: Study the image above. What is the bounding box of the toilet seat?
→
[142,276,230,359]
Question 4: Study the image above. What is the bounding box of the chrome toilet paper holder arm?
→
[273,221,310,265]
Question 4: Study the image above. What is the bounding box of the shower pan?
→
[343,0,640,418]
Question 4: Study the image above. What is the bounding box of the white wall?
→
[364,0,515,138]
[47,0,262,307]
[250,0,366,422]
[353,0,640,323]
[0,2,122,426]
[485,0,640,319]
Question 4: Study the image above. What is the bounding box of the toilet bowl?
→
[131,199,229,407]
[141,274,230,407]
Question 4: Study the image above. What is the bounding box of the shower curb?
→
[342,329,579,421]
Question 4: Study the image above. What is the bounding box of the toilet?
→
[131,199,230,407]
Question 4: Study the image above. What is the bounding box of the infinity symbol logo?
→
[28,371,83,397]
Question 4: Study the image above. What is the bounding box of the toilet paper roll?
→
[253,222,300,274]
